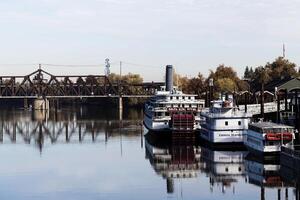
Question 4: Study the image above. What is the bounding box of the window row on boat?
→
[248,125,293,134]
[154,111,200,117]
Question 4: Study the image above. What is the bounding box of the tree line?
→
[107,56,299,105]
[177,56,299,99]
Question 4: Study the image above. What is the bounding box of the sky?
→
[0,0,299,81]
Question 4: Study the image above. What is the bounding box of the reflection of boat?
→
[145,133,201,194]
[244,154,292,199]
[244,154,283,187]
[244,122,294,156]
[200,146,246,193]
[143,65,205,133]
[200,95,251,144]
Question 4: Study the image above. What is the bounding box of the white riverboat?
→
[143,65,205,132]
[200,96,252,144]
[244,122,295,156]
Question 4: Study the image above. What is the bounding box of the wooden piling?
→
[119,96,123,120]
[277,91,281,123]
[260,84,265,119]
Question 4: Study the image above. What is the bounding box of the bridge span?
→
[0,68,163,98]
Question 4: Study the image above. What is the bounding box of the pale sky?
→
[0,0,299,81]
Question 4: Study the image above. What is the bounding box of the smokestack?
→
[165,65,173,92]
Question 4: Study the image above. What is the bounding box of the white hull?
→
[143,114,201,132]
[143,114,170,132]
[200,128,246,143]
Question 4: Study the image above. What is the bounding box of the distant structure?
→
[283,43,286,58]
[105,58,111,76]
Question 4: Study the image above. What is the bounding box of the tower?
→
[105,58,110,76]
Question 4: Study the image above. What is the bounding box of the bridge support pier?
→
[34,97,49,110]
[24,98,29,110]
[119,96,123,120]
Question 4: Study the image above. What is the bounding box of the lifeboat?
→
[265,133,280,141]
[282,132,293,141]
[265,132,293,141]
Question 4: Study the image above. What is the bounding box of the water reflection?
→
[145,133,200,194]
[200,147,246,194]
[0,107,143,153]
[245,154,293,200]
[0,107,300,199]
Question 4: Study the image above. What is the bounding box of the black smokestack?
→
[165,65,173,92]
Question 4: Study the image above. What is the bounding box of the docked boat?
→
[200,96,252,145]
[143,65,205,133]
[244,122,295,156]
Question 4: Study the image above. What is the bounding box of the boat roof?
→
[249,122,294,129]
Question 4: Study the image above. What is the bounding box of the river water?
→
[0,106,297,200]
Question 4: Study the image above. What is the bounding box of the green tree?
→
[182,73,206,97]
[208,64,247,94]
[265,57,297,81]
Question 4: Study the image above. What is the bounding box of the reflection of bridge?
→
[0,68,163,98]
[0,120,143,150]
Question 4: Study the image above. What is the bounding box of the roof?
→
[278,77,300,92]
[264,77,293,92]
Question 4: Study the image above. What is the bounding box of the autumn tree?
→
[182,73,206,97]
[265,57,297,82]
[208,64,247,94]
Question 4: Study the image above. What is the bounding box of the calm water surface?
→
[0,106,297,200]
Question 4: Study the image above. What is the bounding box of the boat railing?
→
[202,110,250,118]
[154,107,202,112]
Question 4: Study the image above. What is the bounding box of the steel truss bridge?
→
[0,68,164,98]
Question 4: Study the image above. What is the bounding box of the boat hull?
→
[200,127,246,144]
[143,114,201,133]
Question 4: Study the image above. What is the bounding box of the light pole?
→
[209,78,214,107]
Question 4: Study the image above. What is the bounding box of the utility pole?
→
[119,61,123,120]
[105,58,110,76]
[209,78,214,107]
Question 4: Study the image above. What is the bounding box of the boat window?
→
[176,97,179,100]
[225,121,228,126]
[238,121,241,126]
